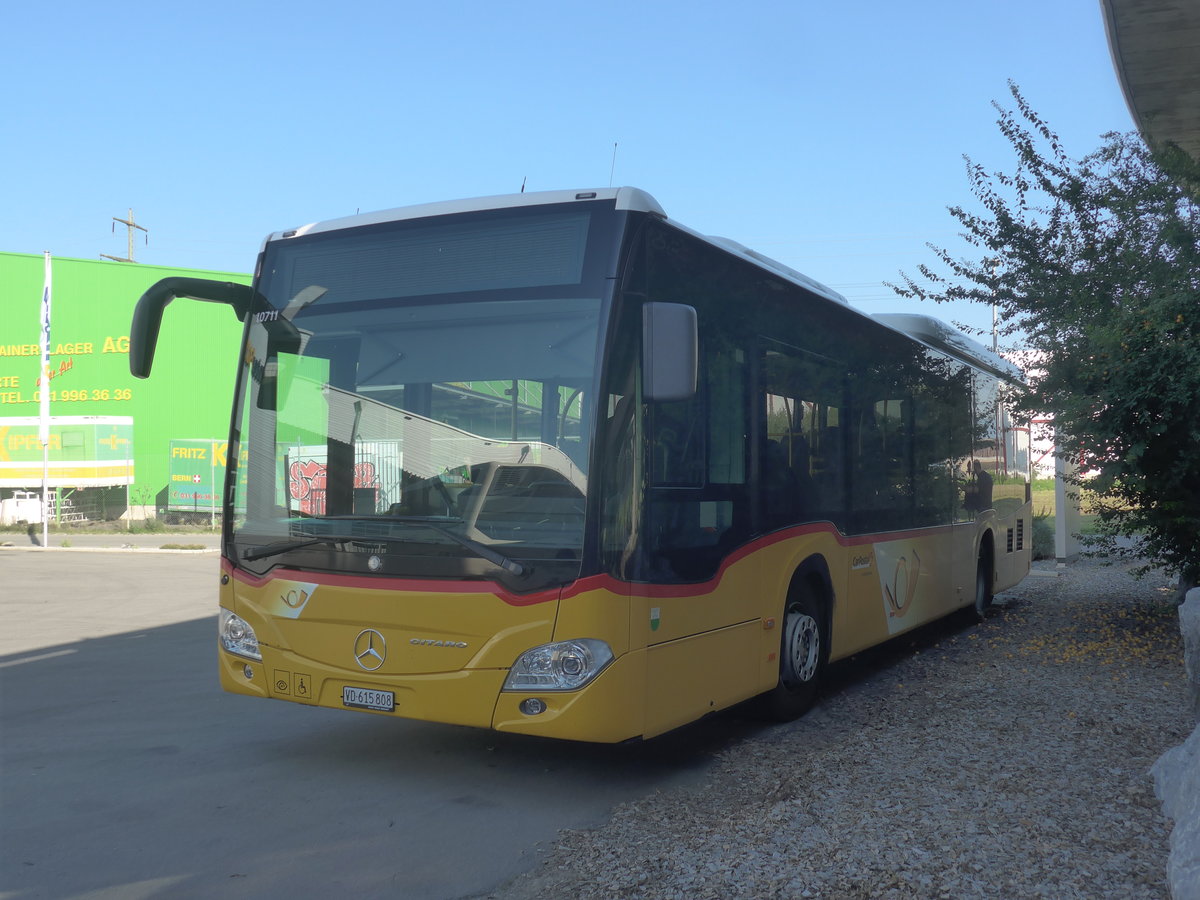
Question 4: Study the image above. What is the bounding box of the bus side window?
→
[646,394,704,487]
[642,378,747,581]
[762,393,817,526]
[759,339,842,529]
[637,222,753,582]
[642,333,750,582]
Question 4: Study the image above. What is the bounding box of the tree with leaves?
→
[892,82,1200,598]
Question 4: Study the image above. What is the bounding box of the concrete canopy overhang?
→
[1101,0,1200,160]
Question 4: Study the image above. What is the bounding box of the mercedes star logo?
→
[353,629,387,671]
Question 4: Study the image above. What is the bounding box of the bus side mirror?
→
[130,277,256,378]
[642,302,697,402]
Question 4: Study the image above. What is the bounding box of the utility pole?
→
[101,209,148,262]
[983,256,1001,352]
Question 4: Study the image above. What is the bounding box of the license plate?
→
[342,686,395,712]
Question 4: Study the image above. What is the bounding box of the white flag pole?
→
[39,252,52,548]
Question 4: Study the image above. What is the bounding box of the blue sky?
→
[3,0,1133,339]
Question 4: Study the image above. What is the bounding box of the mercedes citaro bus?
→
[130,187,1031,742]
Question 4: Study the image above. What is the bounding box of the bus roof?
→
[266,187,667,243]
[873,313,1025,383]
[693,235,851,307]
[267,186,855,309]
[262,189,1009,381]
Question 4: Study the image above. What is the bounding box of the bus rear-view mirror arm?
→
[642,302,698,402]
[130,277,258,378]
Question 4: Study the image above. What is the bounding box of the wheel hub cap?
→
[786,613,820,683]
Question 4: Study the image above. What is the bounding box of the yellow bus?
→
[130,188,1031,742]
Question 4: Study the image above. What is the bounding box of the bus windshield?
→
[228,204,615,589]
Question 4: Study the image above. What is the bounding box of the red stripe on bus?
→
[221,557,560,607]
[221,520,954,607]
[563,521,955,600]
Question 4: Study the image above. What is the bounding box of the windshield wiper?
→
[418,521,527,577]
[242,535,351,561]
[242,522,527,577]
[315,515,528,576]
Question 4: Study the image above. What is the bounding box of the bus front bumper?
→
[219,645,647,743]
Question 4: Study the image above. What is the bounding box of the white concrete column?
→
[1054,447,1082,565]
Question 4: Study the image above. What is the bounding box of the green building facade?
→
[0,251,250,520]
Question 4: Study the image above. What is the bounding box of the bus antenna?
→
[609,143,618,187]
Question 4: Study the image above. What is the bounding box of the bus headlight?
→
[220,608,262,661]
[503,639,613,692]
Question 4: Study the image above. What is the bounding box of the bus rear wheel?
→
[760,589,825,721]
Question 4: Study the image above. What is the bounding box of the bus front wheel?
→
[760,589,826,721]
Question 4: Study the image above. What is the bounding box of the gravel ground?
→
[488,556,1191,900]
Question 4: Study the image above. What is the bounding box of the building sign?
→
[168,439,226,512]
[0,251,250,508]
[0,416,133,487]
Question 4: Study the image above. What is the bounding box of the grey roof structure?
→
[1101,0,1200,160]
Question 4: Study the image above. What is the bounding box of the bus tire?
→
[760,587,826,721]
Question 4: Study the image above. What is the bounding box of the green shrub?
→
[1032,512,1055,560]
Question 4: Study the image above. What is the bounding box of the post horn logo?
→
[353,629,387,671]
[884,549,921,618]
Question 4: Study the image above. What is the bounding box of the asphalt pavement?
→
[0,547,739,900]
[0,529,222,552]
